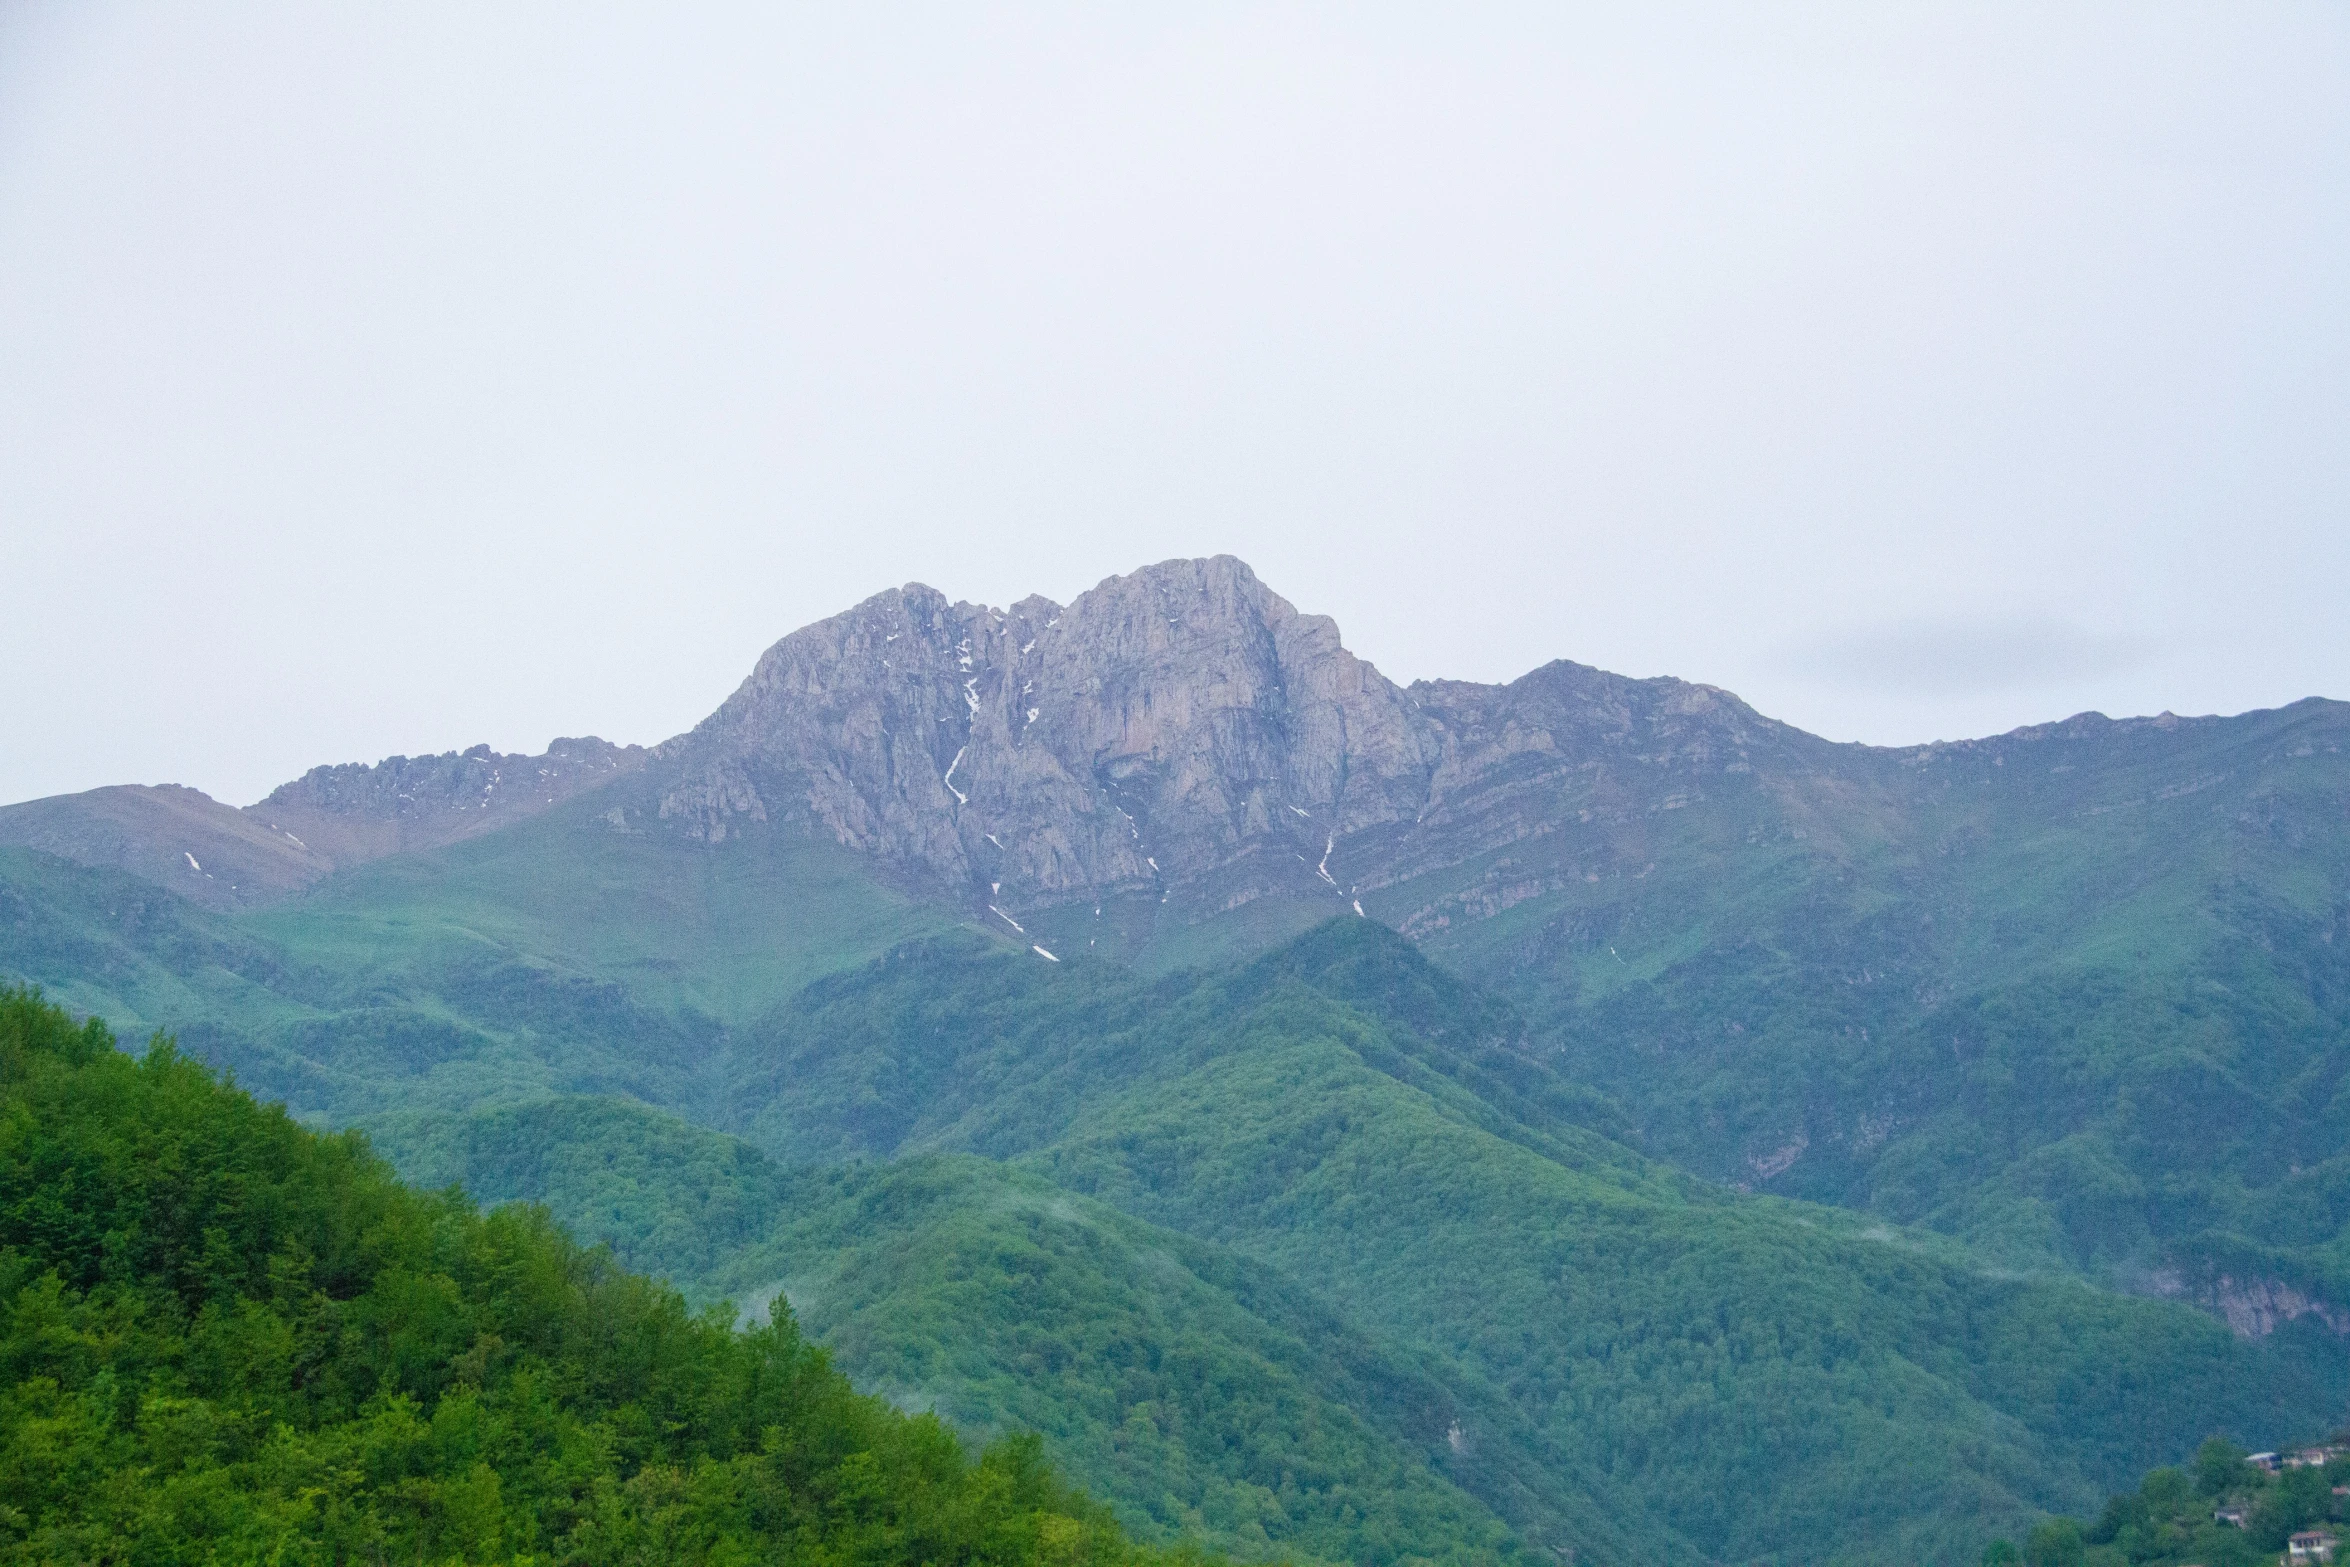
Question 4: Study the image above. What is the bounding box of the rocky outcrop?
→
[656,557,1444,913]
[2144,1269,2350,1340]
[250,736,646,866]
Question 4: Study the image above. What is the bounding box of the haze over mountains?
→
[4,555,2347,1566]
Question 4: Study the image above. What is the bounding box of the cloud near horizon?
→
[1775,618,2164,700]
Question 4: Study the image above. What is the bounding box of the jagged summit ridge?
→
[16,552,2326,940]
[0,736,646,910]
[251,735,646,865]
[643,555,1807,924]
[654,556,1441,910]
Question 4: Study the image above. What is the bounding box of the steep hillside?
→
[0,987,1188,1567]
[1408,696,2350,1286]
[0,845,309,1041]
[242,769,967,1023]
[0,783,331,908]
[0,781,969,1132]
[707,921,2348,1566]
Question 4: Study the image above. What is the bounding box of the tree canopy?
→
[0,985,1193,1567]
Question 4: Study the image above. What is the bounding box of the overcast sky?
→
[3,4,2344,807]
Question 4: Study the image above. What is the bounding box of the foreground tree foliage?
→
[1981,1437,2350,1567]
[0,986,1191,1567]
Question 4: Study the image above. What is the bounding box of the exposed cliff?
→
[250,735,647,866]
[654,556,1445,919]
[639,555,1871,955]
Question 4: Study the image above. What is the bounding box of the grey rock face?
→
[1386,661,1836,886]
[251,736,647,866]
[657,557,1445,911]
[649,555,1841,934]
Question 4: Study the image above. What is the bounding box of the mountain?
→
[4,553,2348,1564]
[653,557,1430,950]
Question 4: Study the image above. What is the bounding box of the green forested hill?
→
[397,1095,1569,1567]
[329,922,2350,1565]
[1404,699,2350,1295]
[703,920,2348,1565]
[0,986,1195,1567]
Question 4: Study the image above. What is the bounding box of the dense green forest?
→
[374,1096,1592,1567]
[705,922,2350,1564]
[336,922,2350,1567]
[0,985,1198,1567]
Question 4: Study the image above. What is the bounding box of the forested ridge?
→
[343,922,2350,1567]
[0,985,1200,1567]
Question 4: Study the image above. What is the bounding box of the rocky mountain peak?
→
[655,556,1441,913]
[258,736,641,820]
[11,555,2333,948]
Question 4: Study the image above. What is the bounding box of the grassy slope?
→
[0,782,976,1130]
[242,778,972,1022]
[0,846,307,1037]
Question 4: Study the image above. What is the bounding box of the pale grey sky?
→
[3,3,2344,807]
